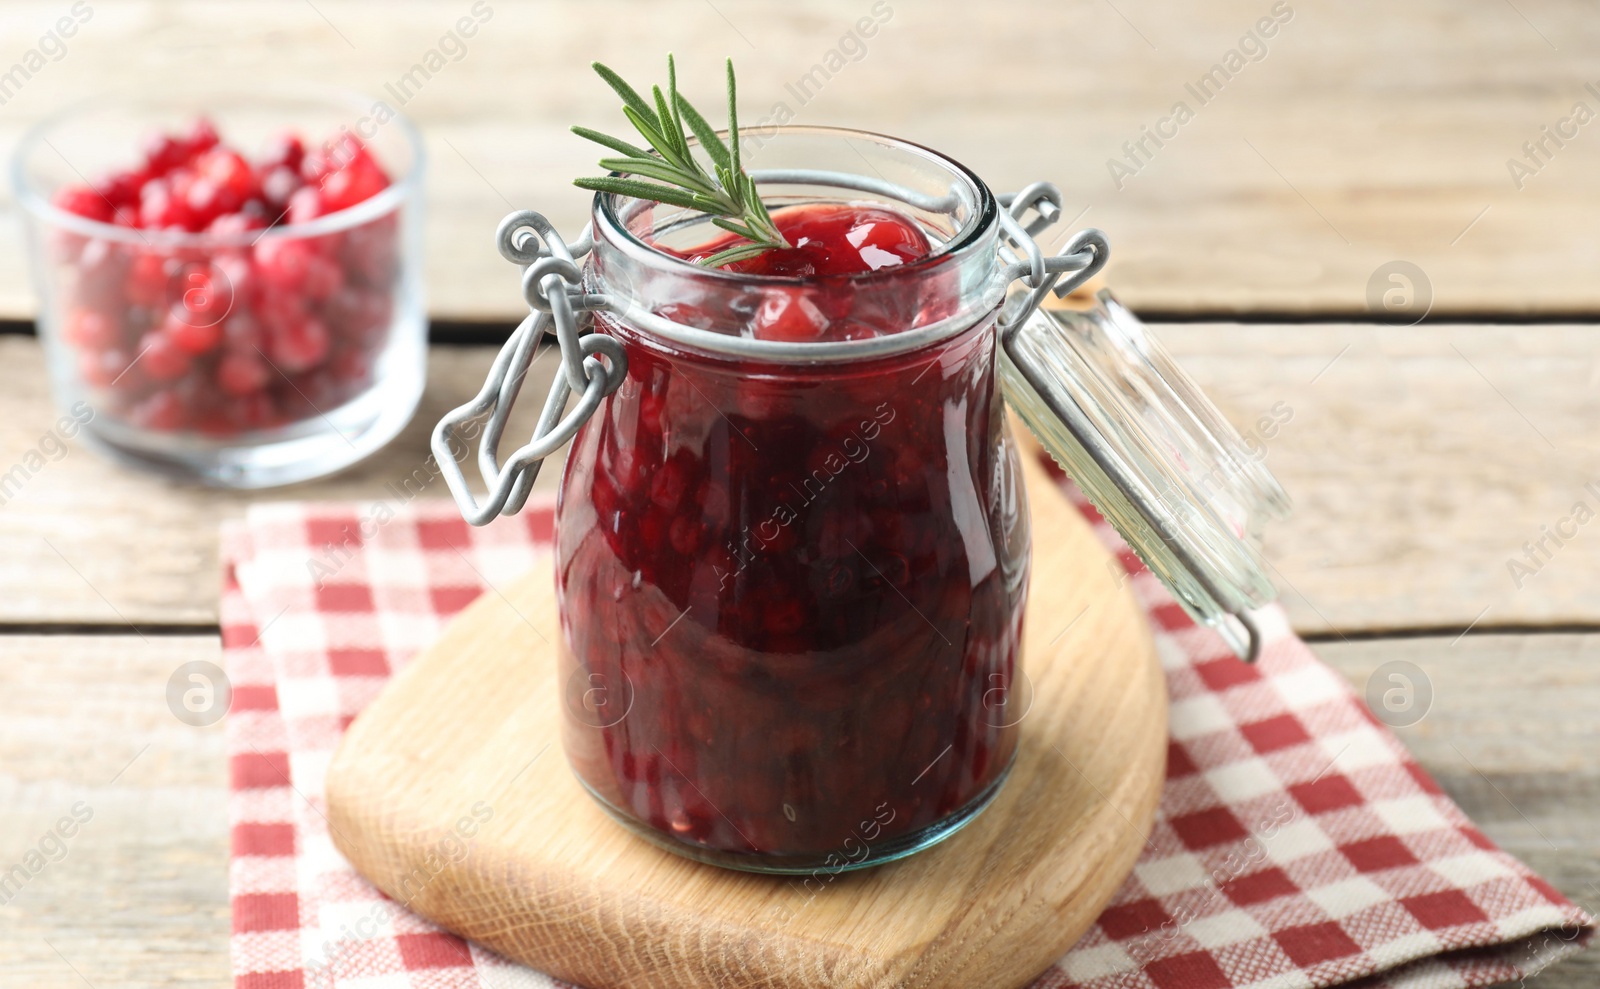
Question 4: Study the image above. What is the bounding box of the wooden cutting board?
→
[325,441,1167,989]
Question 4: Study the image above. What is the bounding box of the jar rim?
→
[593,125,997,285]
[595,124,992,283]
[587,125,1005,363]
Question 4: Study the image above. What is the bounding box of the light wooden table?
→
[1,2,1597,987]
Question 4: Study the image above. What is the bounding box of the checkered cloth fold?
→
[223,473,1590,989]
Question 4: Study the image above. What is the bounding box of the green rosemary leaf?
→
[592,62,658,126]
[675,94,731,170]
[573,176,714,214]
[725,57,741,179]
[701,241,773,267]
[666,54,685,149]
[620,106,673,158]
[711,216,762,241]
[598,156,722,197]
[571,126,652,161]
[622,105,696,175]
[651,85,680,155]
[575,57,791,266]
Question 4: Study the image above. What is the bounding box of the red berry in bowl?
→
[141,132,188,177]
[217,349,271,395]
[260,132,305,173]
[137,329,192,381]
[205,211,266,237]
[195,148,258,204]
[78,347,133,389]
[162,313,223,355]
[51,115,402,440]
[284,184,322,223]
[62,308,118,350]
[316,139,390,213]
[131,391,188,430]
[253,237,311,289]
[96,170,145,212]
[261,166,304,212]
[265,314,330,373]
[52,184,113,223]
[124,251,169,308]
[139,177,193,230]
[181,117,220,160]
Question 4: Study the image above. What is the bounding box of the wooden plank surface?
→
[0,635,229,989]
[1,632,1593,988]
[2,325,1597,635]
[3,0,1600,319]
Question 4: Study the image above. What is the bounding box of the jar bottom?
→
[573,748,1018,875]
[71,340,424,489]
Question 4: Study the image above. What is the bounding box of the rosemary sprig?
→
[573,55,791,267]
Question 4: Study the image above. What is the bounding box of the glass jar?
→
[559,131,1027,870]
[12,87,426,488]
[435,126,1289,874]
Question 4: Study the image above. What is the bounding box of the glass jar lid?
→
[999,288,1291,661]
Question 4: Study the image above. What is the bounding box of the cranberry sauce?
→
[652,202,956,345]
[556,203,1030,867]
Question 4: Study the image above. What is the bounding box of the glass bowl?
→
[11,87,426,488]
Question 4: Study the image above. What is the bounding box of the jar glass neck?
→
[585,127,1003,364]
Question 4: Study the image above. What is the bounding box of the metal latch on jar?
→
[430,176,1287,662]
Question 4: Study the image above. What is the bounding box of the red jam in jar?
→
[555,135,1032,873]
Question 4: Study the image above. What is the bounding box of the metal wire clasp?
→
[995,182,1110,333]
[432,183,1106,527]
[430,211,627,526]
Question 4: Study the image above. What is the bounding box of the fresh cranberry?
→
[52,184,114,223]
[260,132,305,173]
[205,211,265,237]
[315,139,390,213]
[700,203,930,278]
[210,253,255,312]
[222,309,265,348]
[139,177,193,230]
[62,308,119,350]
[141,132,188,177]
[339,215,399,286]
[162,313,223,356]
[78,347,133,389]
[226,389,281,432]
[136,329,192,381]
[326,344,374,387]
[130,390,188,430]
[195,147,258,205]
[181,117,221,160]
[217,349,271,395]
[264,314,330,373]
[322,287,391,343]
[168,262,233,327]
[70,239,130,312]
[262,168,306,213]
[252,237,311,289]
[95,170,145,212]
[124,252,169,308]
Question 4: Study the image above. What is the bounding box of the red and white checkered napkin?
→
[221,474,1591,989]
